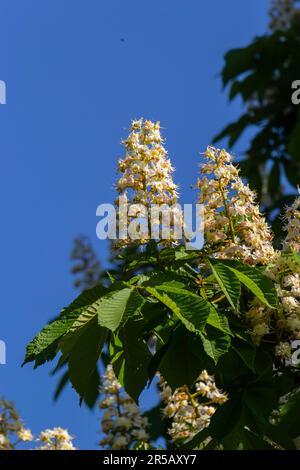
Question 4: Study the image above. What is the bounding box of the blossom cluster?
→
[115,119,183,247]
[198,146,275,266]
[99,365,149,449]
[0,399,75,450]
[246,192,300,345]
[269,0,300,32]
[35,428,75,450]
[0,399,33,450]
[282,190,300,254]
[197,146,300,348]
[160,371,227,443]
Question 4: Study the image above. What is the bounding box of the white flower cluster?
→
[269,0,300,32]
[0,399,33,450]
[0,399,75,450]
[198,146,275,266]
[35,427,75,450]
[282,190,300,254]
[247,192,300,345]
[275,341,292,358]
[160,371,227,443]
[99,365,149,449]
[116,118,182,247]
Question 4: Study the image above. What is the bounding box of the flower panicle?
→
[160,371,227,443]
[198,146,275,266]
[99,365,149,450]
[0,399,75,450]
[115,118,183,248]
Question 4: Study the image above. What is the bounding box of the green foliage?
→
[214,27,300,241]
[24,241,300,448]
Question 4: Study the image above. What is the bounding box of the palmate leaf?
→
[58,285,145,405]
[23,284,110,368]
[144,285,210,334]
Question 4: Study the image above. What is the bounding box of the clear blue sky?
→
[1,0,270,449]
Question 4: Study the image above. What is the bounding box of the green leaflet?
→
[208,258,241,310]
[98,287,144,332]
[23,311,80,367]
[23,284,110,368]
[66,322,107,408]
[158,327,210,390]
[232,337,256,373]
[206,305,232,336]
[110,316,152,403]
[199,325,231,365]
[61,285,107,316]
[209,258,278,309]
[58,304,109,407]
[279,390,300,438]
[223,261,277,308]
[144,285,210,334]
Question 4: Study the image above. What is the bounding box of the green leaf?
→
[111,317,152,403]
[200,325,231,364]
[144,286,210,334]
[142,271,191,290]
[209,391,244,441]
[144,404,168,441]
[222,44,259,85]
[213,259,278,309]
[61,285,107,315]
[53,370,69,401]
[62,317,108,407]
[98,287,143,332]
[208,258,241,310]
[232,337,256,372]
[124,254,157,271]
[60,301,102,354]
[243,385,277,434]
[265,423,297,450]
[206,306,232,335]
[23,311,80,367]
[159,327,210,390]
[241,429,275,450]
[279,390,300,438]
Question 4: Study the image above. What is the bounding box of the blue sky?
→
[1,0,270,449]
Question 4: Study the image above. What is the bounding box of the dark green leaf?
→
[208,258,241,310]
[144,286,210,334]
[111,317,152,403]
